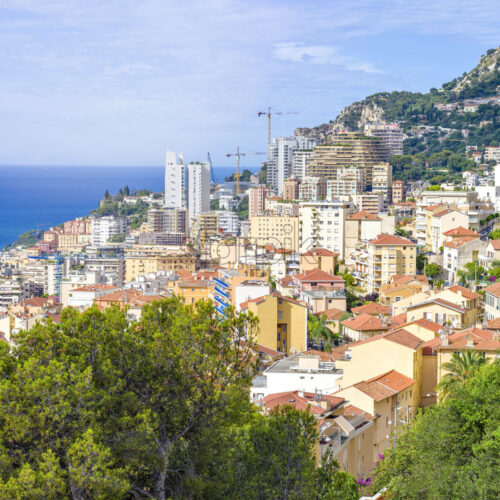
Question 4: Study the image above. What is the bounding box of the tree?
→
[366,361,500,499]
[395,228,411,238]
[425,262,441,278]
[489,228,500,240]
[308,313,339,349]
[416,253,428,272]
[104,189,111,200]
[342,272,355,287]
[436,350,488,400]
[123,185,130,196]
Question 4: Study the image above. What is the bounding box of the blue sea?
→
[0,165,259,249]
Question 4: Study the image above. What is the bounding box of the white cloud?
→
[273,42,384,73]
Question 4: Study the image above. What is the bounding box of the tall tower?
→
[164,151,186,209]
[187,162,211,230]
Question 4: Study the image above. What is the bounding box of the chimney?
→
[466,335,474,347]
[439,329,449,346]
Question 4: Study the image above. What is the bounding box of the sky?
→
[0,0,499,167]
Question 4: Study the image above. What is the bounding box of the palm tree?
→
[436,350,488,400]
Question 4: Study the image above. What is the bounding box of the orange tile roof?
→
[446,285,480,300]
[412,317,443,333]
[263,391,345,415]
[347,211,381,221]
[255,344,283,358]
[443,236,478,248]
[432,209,451,218]
[343,404,376,422]
[443,226,480,237]
[369,234,416,246]
[341,313,389,332]
[486,317,500,330]
[390,274,428,286]
[388,312,407,327]
[423,328,500,352]
[302,349,337,362]
[484,281,500,298]
[353,370,416,401]
[406,297,466,314]
[314,308,346,321]
[489,240,500,250]
[294,269,344,282]
[351,302,390,316]
[351,328,423,350]
[302,248,338,257]
[94,289,143,303]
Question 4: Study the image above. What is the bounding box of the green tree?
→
[367,360,500,499]
[308,313,339,349]
[436,350,488,400]
[425,262,441,278]
[416,253,428,272]
[488,228,500,240]
[342,273,355,287]
[104,189,111,200]
[123,185,130,196]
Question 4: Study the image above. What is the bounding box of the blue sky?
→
[0,0,498,167]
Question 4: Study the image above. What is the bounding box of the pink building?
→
[248,186,269,217]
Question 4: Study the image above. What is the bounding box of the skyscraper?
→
[187,162,211,230]
[364,123,404,157]
[267,136,317,195]
[164,151,186,209]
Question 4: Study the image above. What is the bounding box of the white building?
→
[164,151,186,209]
[250,354,343,402]
[299,200,354,258]
[267,136,317,196]
[187,162,211,230]
[217,211,240,236]
[443,237,485,283]
[364,123,404,157]
[234,280,272,312]
[68,284,119,310]
[91,216,128,247]
[292,149,315,181]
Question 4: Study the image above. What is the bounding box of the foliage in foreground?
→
[366,360,500,499]
[0,298,358,499]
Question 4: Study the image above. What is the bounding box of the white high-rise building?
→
[267,136,317,196]
[292,149,315,181]
[188,162,211,230]
[364,123,404,157]
[91,217,128,247]
[164,151,187,209]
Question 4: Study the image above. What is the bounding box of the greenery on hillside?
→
[0,298,359,499]
[366,359,500,499]
[3,229,44,250]
[225,169,254,183]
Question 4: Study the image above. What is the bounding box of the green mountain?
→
[297,47,500,159]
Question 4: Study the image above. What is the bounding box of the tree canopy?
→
[0,298,358,499]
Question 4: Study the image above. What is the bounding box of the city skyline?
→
[0,0,499,167]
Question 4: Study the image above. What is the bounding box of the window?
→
[278,310,283,320]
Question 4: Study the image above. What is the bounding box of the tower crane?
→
[226,147,265,195]
[257,107,299,145]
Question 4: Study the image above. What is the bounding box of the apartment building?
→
[91,216,127,247]
[248,186,269,217]
[443,237,485,283]
[164,150,187,209]
[392,180,405,203]
[354,193,385,214]
[325,167,366,200]
[124,246,197,282]
[299,201,353,258]
[364,123,404,157]
[187,162,211,229]
[367,234,417,293]
[485,145,500,163]
[147,207,186,234]
[240,293,307,354]
[283,177,300,200]
[371,163,393,200]
[267,136,317,195]
[425,207,469,253]
[298,177,327,201]
[292,149,314,180]
[299,248,338,274]
[249,215,300,252]
[484,282,500,320]
[306,132,391,184]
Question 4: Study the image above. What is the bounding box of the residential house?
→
[341,313,390,341]
[479,240,500,268]
[443,237,485,283]
[351,302,391,317]
[379,275,430,307]
[68,284,119,310]
[299,248,338,274]
[426,208,469,253]
[172,280,215,304]
[240,293,308,354]
[484,282,500,320]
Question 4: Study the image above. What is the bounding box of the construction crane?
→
[29,253,65,301]
[226,147,265,195]
[258,107,299,145]
[207,152,217,185]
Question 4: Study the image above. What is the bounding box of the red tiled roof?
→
[347,211,381,221]
[486,317,500,330]
[406,297,466,314]
[351,328,423,350]
[279,275,294,285]
[388,312,407,327]
[446,285,480,300]
[341,313,389,332]
[484,282,500,298]
[263,391,345,415]
[343,404,376,422]
[240,292,306,310]
[176,280,213,288]
[302,248,337,257]
[353,370,415,401]
[314,308,346,321]
[489,240,500,250]
[302,349,337,362]
[412,318,443,333]
[369,234,416,246]
[432,209,451,218]
[443,226,479,237]
[390,275,428,286]
[351,302,390,316]
[256,344,283,358]
[423,328,500,352]
[444,236,478,248]
[294,269,344,283]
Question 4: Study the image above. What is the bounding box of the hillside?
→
[297,47,500,156]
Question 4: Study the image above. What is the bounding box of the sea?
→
[0,165,259,249]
